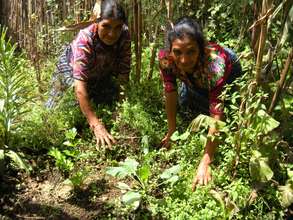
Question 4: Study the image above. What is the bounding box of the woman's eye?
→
[102,24,111,29]
[115,25,123,31]
[187,50,195,55]
[173,50,181,56]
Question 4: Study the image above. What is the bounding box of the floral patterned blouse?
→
[158,42,233,116]
[70,23,131,81]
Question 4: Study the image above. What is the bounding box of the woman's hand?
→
[160,133,173,149]
[192,159,212,191]
[92,123,116,148]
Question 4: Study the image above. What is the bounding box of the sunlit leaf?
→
[106,166,129,178]
[160,164,180,179]
[63,141,75,147]
[120,158,139,174]
[170,131,180,141]
[180,131,190,140]
[117,182,131,190]
[189,114,226,132]
[121,191,141,209]
[0,99,4,112]
[278,184,293,208]
[138,165,151,182]
[6,150,31,173]
[0,149,4,160]
[0,149,4,174]
[249,150,274,182]
[256,110,280,134]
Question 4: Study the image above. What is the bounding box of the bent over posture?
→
[46,0,131,147]
[158,17,241,189]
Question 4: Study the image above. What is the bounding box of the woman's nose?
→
[108,30,114,37]
[180,55,190,64]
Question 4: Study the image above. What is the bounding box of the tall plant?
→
[0,26,32,173]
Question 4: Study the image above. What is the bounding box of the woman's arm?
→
[74,79,115,147]
[192,113,223,190]
[161,91,177,148]
[74,80,98,126]
[202,114,223,164]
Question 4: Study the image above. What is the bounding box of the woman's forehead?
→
[172,37,198,49]
[100,18,123,26]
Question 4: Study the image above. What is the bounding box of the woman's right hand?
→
[92,122,116,148]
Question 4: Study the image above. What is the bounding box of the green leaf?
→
[68,170,89,187]
[249,150,274,182]
[117,182,131,190]
[0,99,4,112]
[141,135,149,149]
[170,131,180,141]
[288,169,293,180]
[6,150,31,173]
[278,184,293,208]
[120,158,139,174]
[160,165,180,179]
[170,131,191,141]
[138,165,151,182]
[63,141,75,147]
[48,148,62,160]
[179,131,190,140]
[0,149,4,174]
[121,191,141,208]
[65,128,77,140]
[256,110,280,134]
[189,114,226,132]
[0,149,4,160]
[106,166,129,178]
[165,175,179,184]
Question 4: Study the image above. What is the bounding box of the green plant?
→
[0,26,33,173]
[48,128,81,176]
[106,157,180,210]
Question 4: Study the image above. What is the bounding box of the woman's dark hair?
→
[168,17,206,66]
[99,0,127,24]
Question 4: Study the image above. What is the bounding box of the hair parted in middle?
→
[98,0,127,24]
[168,17,206,67]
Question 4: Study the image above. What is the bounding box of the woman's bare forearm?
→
[165,91,177,134]
[74,80,100,127]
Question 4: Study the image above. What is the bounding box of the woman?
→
[46,0,131,148]
[158,17,241,190]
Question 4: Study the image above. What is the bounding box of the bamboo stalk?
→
[137,0,142,81]
[148,24,159,79]
[268,48,293,114]
[255,0,273,85]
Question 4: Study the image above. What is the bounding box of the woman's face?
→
[98,18,123,45]
[170,36,200,73]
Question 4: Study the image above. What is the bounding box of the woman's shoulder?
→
[206,42,224,53]
[206,42,227,62]
[72,23,98,46]
[81,23,99,39]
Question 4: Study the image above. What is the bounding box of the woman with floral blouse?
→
[46,0,131,148]
[158,17,242,189]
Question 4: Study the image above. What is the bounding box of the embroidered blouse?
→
[70,23,131,81]
[159,42,233,116]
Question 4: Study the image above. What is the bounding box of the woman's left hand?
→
[192,160,212,191]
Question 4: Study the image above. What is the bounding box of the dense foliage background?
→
[0,0,292,219]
